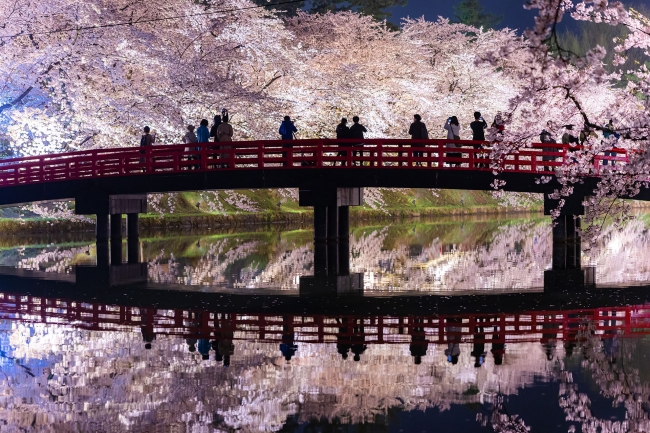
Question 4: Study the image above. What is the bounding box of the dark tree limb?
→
[0,86,33,114]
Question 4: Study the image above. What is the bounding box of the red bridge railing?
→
[0,139,628,187]
[0,291,644,345]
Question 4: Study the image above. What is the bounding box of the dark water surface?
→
[0,215,649,432]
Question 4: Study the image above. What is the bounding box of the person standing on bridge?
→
[470,112,488,168]
[196,119,210,143]
[139,126,155,168]
[279,116,298,167]
[183,125,198,145]
[540,121,557,171]
[210,115,222,143]
[335,118,350,166]
[349,116,367,166]
[443,116,461,167]
[409,114,428,167]
[216,117,234,168]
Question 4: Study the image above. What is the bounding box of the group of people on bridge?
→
[137,110,623,169]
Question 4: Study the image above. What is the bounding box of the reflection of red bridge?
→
[1,291,647,344]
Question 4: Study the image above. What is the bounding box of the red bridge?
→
[0,139,627,188]
[0,139,632,244]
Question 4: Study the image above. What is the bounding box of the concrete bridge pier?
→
[75,192,147,243]
[299,187,363,243]
[127,214,140,264]
[543,193,593,290]
[298,186,362,295]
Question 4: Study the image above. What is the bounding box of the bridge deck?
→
[0,139,631,207]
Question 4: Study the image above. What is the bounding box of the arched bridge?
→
[0,139,635,242]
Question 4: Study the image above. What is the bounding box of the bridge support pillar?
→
[299,187,363,242]
[544,193,592,290]
[127,213,139,238]
[127,213,140,264]
[110,214,122,240]
[96,240,109,268]
[76,192,147,242]
[314,206,328,243]
[111,239,122,266]
[339,206,350,241]
[96,214,109,242]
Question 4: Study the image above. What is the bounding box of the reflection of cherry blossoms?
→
[559,317,650,433]
[1,322,561,432]
[353,221,552,293]
[15,245,92,273]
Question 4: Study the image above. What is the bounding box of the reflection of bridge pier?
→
[299,186,364,294]
[544,193,594,290]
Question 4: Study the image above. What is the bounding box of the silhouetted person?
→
[183,125,198,145]
[409,317,428,364]
[210,115,222,142]
[196,119,210,143]
[216,117,233,167]
[186,338,197,353]
[335,118,350,166]
[562,124,579,163]
[409,114,428,166]
[444,317,462,364]
[336,317,351,360]
[470,111,488,141]
[350,318,367,362]
[540,121,557,171]
[470,111,488,167]
[602,119,620,166]
[139,126,155,167]
[443,116,461,167]
[491,113,505,142]
[349,116,367,166]
[279,115,298,140]
[279,116,298,166]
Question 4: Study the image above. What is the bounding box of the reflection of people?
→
[217,313,235,367]
[491,319,505,365]
[471,318,487,368]
[409,317,428,364]
[140,308,156,350]
[350,318,367,362]
[444,317,462,364]
[336,317,351,360]
[198,339,211,361]
[541,315,557,361]
[279,316,298,362]
[602,310,619,364]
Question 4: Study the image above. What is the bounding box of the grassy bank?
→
[0,188,543,233]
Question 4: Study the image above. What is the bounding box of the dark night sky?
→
[387,0,538,32]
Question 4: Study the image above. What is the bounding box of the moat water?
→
[0,214,649,432]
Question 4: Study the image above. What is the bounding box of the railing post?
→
[258,142,263,169]
[316,141,323,168]
[377,143,382,167]
[287,143,293,168]
[201,143,207,171]
[146,147,151,173]
[438,141,444,168]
